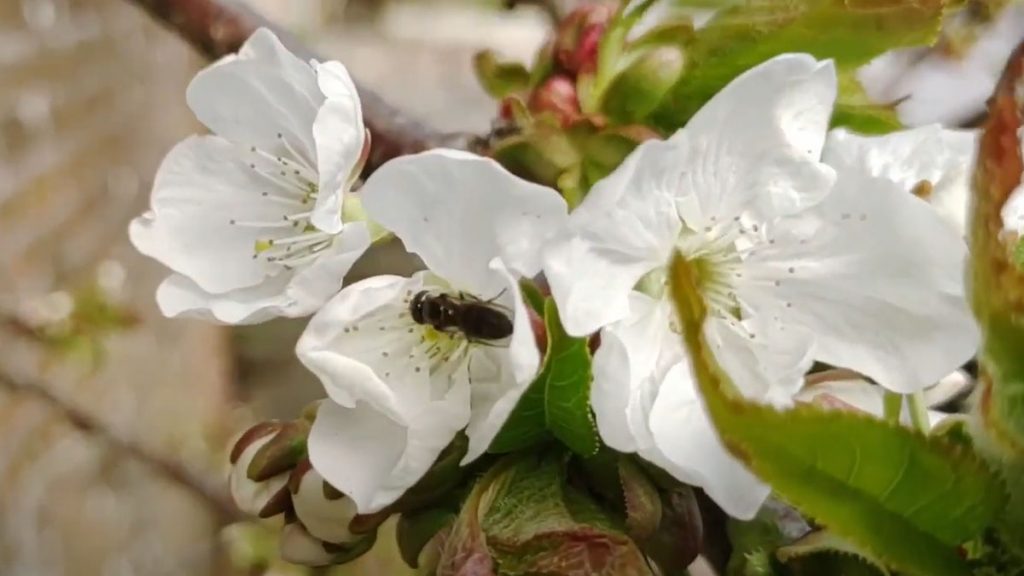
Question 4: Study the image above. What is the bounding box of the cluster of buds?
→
[474,2,689,204]
[228,408,381,566]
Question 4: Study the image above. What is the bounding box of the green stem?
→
[907,391,931,434]
[882,391,902,425]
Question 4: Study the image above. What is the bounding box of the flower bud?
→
[601,45,685,124]
[245,420,310,481]
[554,3,617,75]
[279,518,378,567]
[528,75,581,127]
[289,459,365,546]
[279,523,335,567]
[229,422,291,517]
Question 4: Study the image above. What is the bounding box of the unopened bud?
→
[601,45,685,124]
[289,459,365,546]
[246,420,309,481]
[554,3,617,75]
[529,75,581,127]
[279,519,378,567]
[229,423,290,517]
[279,522,335,567]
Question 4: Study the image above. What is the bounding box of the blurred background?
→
[0,1,548,574]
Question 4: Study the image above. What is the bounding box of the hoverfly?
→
[409,290,513,342]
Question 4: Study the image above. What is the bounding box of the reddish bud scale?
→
[554,3,616,76]
[230,421,282,464]
[529,75,581,127]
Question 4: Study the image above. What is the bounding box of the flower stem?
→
[882,391,902,424]
[907,391,931,434]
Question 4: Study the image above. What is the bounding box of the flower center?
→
[228,134,335,271]
[639,222,747,322]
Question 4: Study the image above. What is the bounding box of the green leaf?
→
[473,50,531,99]
[830,72,903,134]
[726,499,811,576]
[777,531,890,575]
[488,299,600,457]
[668,252,1006,576]
[650,0,947,131]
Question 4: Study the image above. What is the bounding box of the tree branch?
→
[0,370,244,524]
[126,0,476,175]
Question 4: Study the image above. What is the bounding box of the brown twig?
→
[0,371,244,524]
[125,0,478,175]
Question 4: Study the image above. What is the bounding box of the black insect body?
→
[409,290,513,342]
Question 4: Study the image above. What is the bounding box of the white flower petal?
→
[186,28,321,164]
[590,292,670,452]
[129,135,295,294]
[299,272,477,511]
[1002,182,1024,236]
[309,396,469,514]
[279,523,333,567]
[546,54,837,337]
[673,53,838,221]
[361,149,568,296]
[824,126,977,234]
[153,223,370,324]
[311,60,366,234]
[292,466,361,544]
[545,139,686,336]
[648,361,770,520]
[739,165,979,393]
[705,314,814,406]
[297,273,432,414]
[797,379,949,428]
[462,259,543,461]
[229,434,289,516]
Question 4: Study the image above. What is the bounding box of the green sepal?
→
[473,50,531,99]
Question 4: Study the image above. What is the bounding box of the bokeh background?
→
[0,1,547,574]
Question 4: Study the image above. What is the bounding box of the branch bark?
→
[0,371,244,524]
[126,0,476,175]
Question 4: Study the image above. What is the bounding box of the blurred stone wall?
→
[0,1,236,575]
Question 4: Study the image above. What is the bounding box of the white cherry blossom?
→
[543,54,979,518]
[298,150,567,513]
[129,28,370,324]
[823,125,977,235]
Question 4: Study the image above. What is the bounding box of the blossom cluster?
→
[130,28,979,541]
